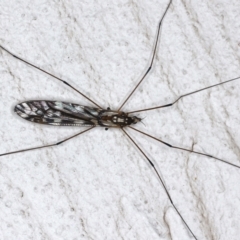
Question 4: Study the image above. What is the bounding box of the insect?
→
[0,0,240,239]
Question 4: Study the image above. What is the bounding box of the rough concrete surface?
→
[0,0,240,239]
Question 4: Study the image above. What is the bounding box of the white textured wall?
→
[0,0,240,239]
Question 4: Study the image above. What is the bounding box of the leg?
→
[127,76,240,114]
[129,126,240,169]
[0,45,102,108]
[118,0,172,111]
[121,127,198,240]
[0,126,95,157]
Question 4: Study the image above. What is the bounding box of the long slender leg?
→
[121,127,198,240]
[0,126,95,157]
[129,126,240,169]
[118,0,172,111]
[0,45,102,108]
[128,76,240,114]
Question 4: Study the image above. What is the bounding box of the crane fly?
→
[0,0,240,239]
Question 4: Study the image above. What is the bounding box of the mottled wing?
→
[14,101,102,126]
